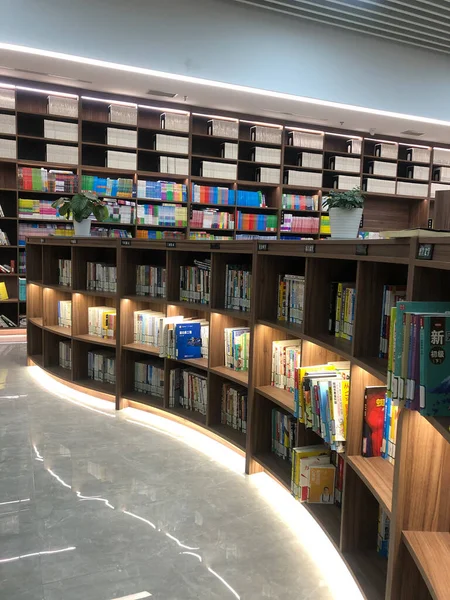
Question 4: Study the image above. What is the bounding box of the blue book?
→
[175,322,201,359]
[419,313,450,417]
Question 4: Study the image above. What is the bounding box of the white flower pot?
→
[328,208,363,239]
[73,219,91,237]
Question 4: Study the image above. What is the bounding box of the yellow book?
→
[342,379,350,439]
[0,281,8,300]
[101,310,116,339]
[291,444,330,500]
[295,364,336,423]
[307,464,336,504]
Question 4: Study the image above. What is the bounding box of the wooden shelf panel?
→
[254,452,291,489]
[77,378,116,397]
[209,423,246,451]
[46,364,72,382]
[256,385,295,414]
[173,356,208,370]
[123,391,164,409]
[402,531,450,600]
[44,324,72,338]
[28,316,43,327]
[73,333,116,347]
[210,365,248,386]
[347,455,394,515]
[343,550,388,600]
[123,342,160,356]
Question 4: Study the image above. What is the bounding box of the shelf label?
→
[258,243,268,251]
[428,218,433,229]
[360,215,364,228]
[355,244,368,256]
[210,243,220,250]
[39,238,45,244]
[304,244,315,253]
[166,242,176,248]
[70,239,77,244]
[121,240,131,246]
[417,243,434,260]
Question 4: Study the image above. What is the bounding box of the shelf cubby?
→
[43,329,72,381]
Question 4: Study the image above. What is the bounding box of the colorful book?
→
[307,464,336,504]
[362,386,387,457]
[419,313,450,416]
[175,322,202,360]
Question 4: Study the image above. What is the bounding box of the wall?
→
[0,0,448,120]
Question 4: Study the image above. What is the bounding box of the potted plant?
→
[52,192,109,236]
[322,187,364,239]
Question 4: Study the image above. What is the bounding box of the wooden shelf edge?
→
[347,455,393,516]
[402,531,450,600]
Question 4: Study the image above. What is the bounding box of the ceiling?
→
[228,0,450,55]
[0,44,450,145]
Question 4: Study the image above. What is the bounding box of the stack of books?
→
[87,262,117,292]
[44,120,78,142]
[221,383,247,433]
[430,182,450,197]
[106,150,137,170]
[0,314,16,328]
[19,198,65,220]
[0,261,15,274]
[433,148,450,166]
[101,200,135,224]
[0,114,16,135]
[154,134,188,154]
[169,368,208,414]
[200,161,237,180]
[0,89,15,109]
[280,214,319,233]
[0,229,10,245]
[88,350,116,384]
[297,152,322,169]
[57,300,72,329]
[291,445,337,505]
[189,232,233,240]
[180,259,211,304]
[282,193,319,211]
[0,138,16,159]
[161,112,189,132]
[277,274,305,324]
[59,340,72,370]
[58,259,71,288]
[81,175,134,198]
[108,104,137,126]
[288,131,323,149]
[433,166,450,182]
[107,127,137,148]
[136,265,166,297]
[374,143,398,159]
[137,229,185,240]
[256,167,280,184]
[235,233,277,240]
[237,211,277,231]
[250,147,281,164]
[137,203,187,226]
[329,156,360,172]
[396,181,428,197]
[271,340,301,391]
[225,264,252,312]
[334,175,360,190]
[272,408,296,462]
[138,180,187,202]
[363,178,396,194]
[19,223,74,244]
[19,168,78,193]
[192,184,235,205]
[250,126,282,144]
[378,285,406,358]
[46,144,78,165]
[221,143,238,160]
[159,156,189,175]
[190,209,234,230]
[224,327,250,371]
[284,170,322,187]
[406,165,429,181]
[347,139,362,154]
[19,278,26,302]
[87,306,117,340]
[320,215,330,235]
[329,282,357,341]
[236,190,266,207]
[134,360,164,397]
[91,227,132,239]
[367,161,397,177]
[207,119,238,139]
[48,95,78,118]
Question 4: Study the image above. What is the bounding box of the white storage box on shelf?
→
[298,152,323,169]
[374,143,398,159]
[44,120,78,142]
[288,131,323,149]
[159,156,189,175]
[106,150,137,170]
[396,181,428,197]
[433,148,450,166]
[0,114,16,135]
[207,119,239,139]
[251,147,281,164]
[256,167,281,184]
[200,161,237,180]
[161,112,190,133]
[430,182,450,198]
[285,170,322,187]
[221,143,238,160]
[108,104,137,126]
[47,96,78,118]
[0,89,15,110]
[433,166,450,183]
[329,156,361,172]
[406,165,430,181]
[363,178,396,194]
[333,175,360,190]
[406,147,431,163]
[154,134,189,154]
[46,144,78,165]
[250,126,282,145]
[0,138,16,159]
[107,127,137,148]
[347,139,362,154]
[368,161,397,177]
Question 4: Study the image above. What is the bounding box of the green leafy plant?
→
[52,192,109,223]
[322,187,365,210]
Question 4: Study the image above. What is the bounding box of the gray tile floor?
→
[0,341,363,600]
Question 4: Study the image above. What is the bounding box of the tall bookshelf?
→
[26,236,450,600]
[2,80,450,328]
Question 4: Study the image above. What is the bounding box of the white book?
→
[285,170,322,187]
[406,147,431,163]
[334,175,360,190]
[374,143,398,159]
[161,112,190,132]
[368,161,397,178]
[396,181,428,197]
[250,126,282,144]
[257,167,280,184]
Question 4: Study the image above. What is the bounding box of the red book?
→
[362,386,387,457]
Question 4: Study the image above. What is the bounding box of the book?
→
[169,368,207,415]
[0,281,8,300]
[225,265,252,312]
[419,313,450,416]
[271,409,296,462]
[271,340,301,392]
[379,285,406,358]
[277,274,305,323]
[377,507,390,558]
[221,383,247,433]
[307,464,336,504]
[362,386,387,457]
[175,321,202,360]
[297,451,331,501]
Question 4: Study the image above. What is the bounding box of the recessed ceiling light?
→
[146,89,177,98]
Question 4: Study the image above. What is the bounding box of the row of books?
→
[136,264,166,297]
[100,200,135,224]
[87,262,117,293]
[320,214,331,235]
[18,223,74,244]
[189,232,232,240]
[19,198,65,220]
[88,306,117,340]
[81,175,134,198]
[90,227,132,239]
[277,274,305,324]
[19,253,25,274]
[133,310,209,360]
[180,259,211,304]
[169,368,207,415]
[235,233,277,240]
[0,229,10,245]
[272,409,296,462]
[225,327,250,371]
[281,194,320,211]
[137,229,185,240]
[134,360,164,397]
[192,184,235,206]
[225,265,251,312]
[0,260,15,273]
[59,340,72,370]
[136,204,187,226]
[190,209,234,230]
[19,278,26,302]
[237,212,277,232]
[291,445,338,505]
[221,383,247,434]
[379,285,406,358]
[0,314,16,328]
[160,156,188,175]
[88,350,116,385]
[271,340,301,392]
[57,300,72,329]
[138,180,187,202]
[106,127,137,148]
[18,168,78,193]
[280,214,320,233]
[329,282,357,341]
[58,259,72,287]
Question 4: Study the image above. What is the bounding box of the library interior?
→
[0,2,449,600]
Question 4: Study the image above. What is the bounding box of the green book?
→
[419,314,450,417]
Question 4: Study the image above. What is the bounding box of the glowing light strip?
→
[122,510,156,529]
[0,498,30,506]
[47,468,72,489]
[366,138,398,145]
[398,142,431,149]
[0,546,76,564]
[111,594,152,600]
[433,146,450,152]
[1,43,448,127]
[165,532,199,551]
[138,104,189,115]
[81,95,137,107]
[181,551,202,562]
[16,85,78,98]
[240,119,282,129]
[192,112,238,122]
[287,126,324,135]
[207,567,240,599]
[76,491,114,509]
[325,132,362,140]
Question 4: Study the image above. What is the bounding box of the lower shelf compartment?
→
[209,423,246,451]
[76,378,116,397]
[46,364,71,381]
[343,549,388,600]
[166,405,207,426]
[123,390,164,409]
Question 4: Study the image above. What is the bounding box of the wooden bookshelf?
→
[26,235,450,600]
[3,79,450,328]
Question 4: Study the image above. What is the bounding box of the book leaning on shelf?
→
[221,383,247,434]
[224,327,250,371]
[0,314,17,328]
[57,301,72,329]
[58,259,72,287]
[0,229,10,246]
[225,264,251,312]
[329,282,357,341]
[136,265,166,297]
[169,368,207,415]
[271,340,301,392]
[0,281,8,301]
[277,274,305,324]
[88,306,117,340]
[59,340,72,370]
[87,262,117,293]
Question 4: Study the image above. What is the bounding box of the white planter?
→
[328,207,363,239]
[74,219,91,237]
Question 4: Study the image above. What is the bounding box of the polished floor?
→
[0,341,363,600]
